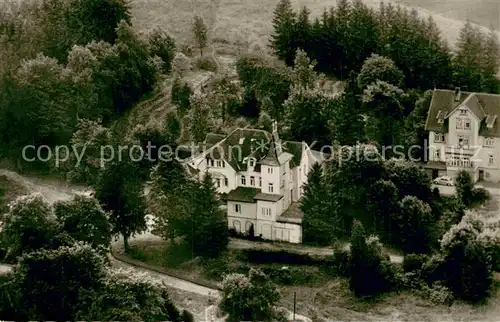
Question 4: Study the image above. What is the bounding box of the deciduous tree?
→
[95,157,146,252]
[219,268,281,322]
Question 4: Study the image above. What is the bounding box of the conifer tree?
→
[453,21,485,91]
[192,15,208,56]
[301,164,340,245]
[481,28,500,93]
[270,0,297,65]
[291,48,317,91]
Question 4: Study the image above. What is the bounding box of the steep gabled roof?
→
[425,89,472,132]
[445,93,485,120]
[200,127,310,171]
[259,135,280,166]
[204,133,225,148]
[425,90,500,137]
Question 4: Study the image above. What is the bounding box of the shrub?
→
[219,269,280,322]
[333,242,350,277]
[195,55,218,72]
[419,281,454,305]
[421,253,448,284]
[261,266,316,285]
[403,253,429,273]
[181,310,194,322]
[349,221,395,297]
[172,53,192,77]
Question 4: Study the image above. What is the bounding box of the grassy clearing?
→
[391,0,499,31]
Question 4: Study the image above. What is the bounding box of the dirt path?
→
[0,169,90,204]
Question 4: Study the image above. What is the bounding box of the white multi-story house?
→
[424,88,500,182]
[182,122,326,243]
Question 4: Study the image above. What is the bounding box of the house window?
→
[456,118,463,129]
[458,135,469,147]
[484,137,494,147]
[460,108,467,115]
[215,178,221,188]
[464,119,471,130]
[216,160,223,167]
[268,167,273,174]
[234,204,241,213]
[209,159,214,167]
[259,177,262,187]
[250,176,255,186]
[241,176,246,185]
[434,133,444,143]
[261,207,271,216]
[224,178,228,186]
[434,150,440,161]
[268,183,274,193]
[489,154,494,165]
[249,159,255,167]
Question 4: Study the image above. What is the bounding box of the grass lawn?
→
[118,238,500,321]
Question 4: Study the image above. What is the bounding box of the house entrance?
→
[432,169,438,179]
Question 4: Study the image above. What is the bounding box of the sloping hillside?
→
[130,0,500,54]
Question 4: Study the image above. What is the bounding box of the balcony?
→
[446,158,478,170]
[444,146,477,156]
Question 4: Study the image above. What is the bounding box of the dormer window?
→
[248,158,255,167]
[484,137,494,147]
[434,133,445,143]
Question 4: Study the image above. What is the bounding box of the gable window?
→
[456,118,463,129]
[234,204,241,213]
[224,178,228,186]
[438,118,444,124]
[434,133,445,143]
[464,119,471,130]
[268,167,273,174]
[268,183,274,193]
[216,160,223,167]
[484,137,494,147]
[249,159,255,167]
[209,159,214,167]
[460,108,467,115]
[250,176,255,186]
[241,176,246,185]
[259,177,262,187]
[489,154,494,165]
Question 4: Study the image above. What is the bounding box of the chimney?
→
[454,87,461,101]
[271,120,283,155]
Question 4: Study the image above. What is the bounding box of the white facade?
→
[183,125,325,244]
[426,90,500,183]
